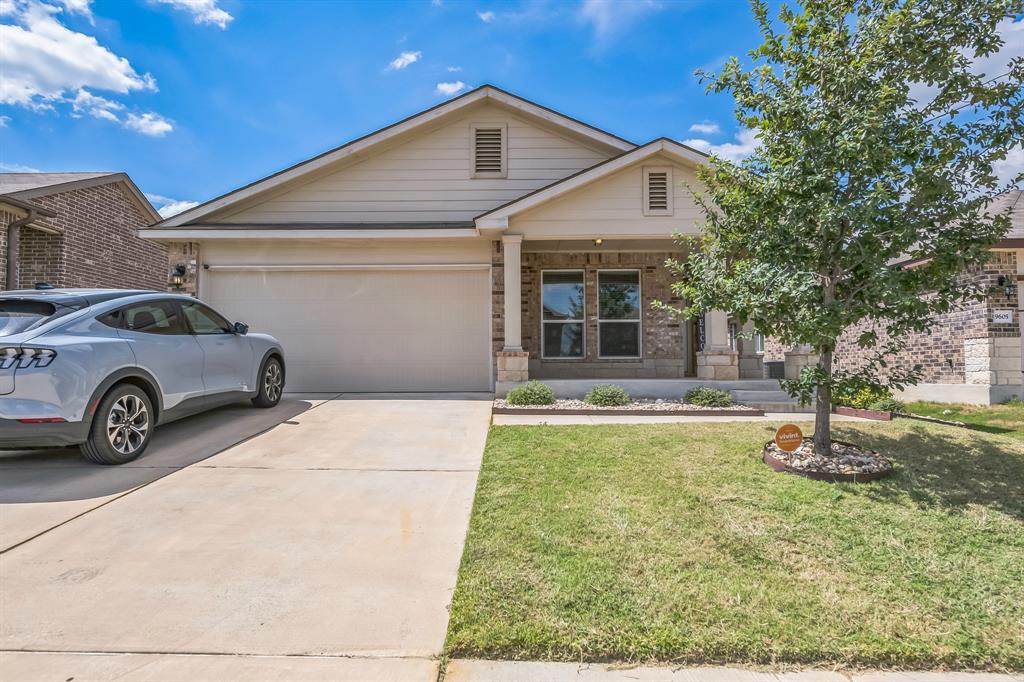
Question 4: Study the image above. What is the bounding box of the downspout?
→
[5,213,35,291]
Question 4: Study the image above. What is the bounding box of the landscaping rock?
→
[764,438,894,479]
[493,398,760,412]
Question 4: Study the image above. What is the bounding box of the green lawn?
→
[904,400,1024,441]
[445,420,1024,670]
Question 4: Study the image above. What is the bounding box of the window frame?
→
[540,269,586,360]
[597,269,643,360]
[115,299,189,336]
[753,333,765,354]
[470,122,508,179]
[642,166,674,217]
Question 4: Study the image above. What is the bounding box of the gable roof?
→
[0,172,162,224]
[154,84,637,228]
[474,138,710,229]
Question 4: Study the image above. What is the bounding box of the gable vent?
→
[472,125,506,177]
[647,172,668,211]
[643,166,673,216]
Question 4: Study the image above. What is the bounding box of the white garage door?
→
[203,267,492,393]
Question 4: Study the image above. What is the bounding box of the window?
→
[121,301,186,335]
[541,271,584,359]
[182,301,233,335]
[471,123,507,178]
[0,300,57,337]
[598,271,641,358]
[754,333,765,354]
[729,322,739,351]
[642,166,673,216]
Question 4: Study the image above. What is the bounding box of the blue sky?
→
[1,0,1020,217]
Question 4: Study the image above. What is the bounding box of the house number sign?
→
[993,310,1014,324]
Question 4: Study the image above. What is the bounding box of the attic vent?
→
[643,166,673,216]
[472,124,506,177]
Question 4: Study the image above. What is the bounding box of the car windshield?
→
[0,300,59,337]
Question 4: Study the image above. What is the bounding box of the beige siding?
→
[198,238,491,268]
[510,155,706,239]
[217,104,613,224]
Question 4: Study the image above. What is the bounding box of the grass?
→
[445,420,1024,670]
[904,400,1024,441]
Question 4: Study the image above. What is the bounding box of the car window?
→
[0,300,58,337]
[182,302,233,335]
[121,301,186,335]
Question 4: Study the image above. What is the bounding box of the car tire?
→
[80,384,154,465]
[252,357,283,408]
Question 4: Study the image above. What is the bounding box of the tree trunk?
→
[814,347,833,456]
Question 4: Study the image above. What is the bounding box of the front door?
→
[179,300,255,395]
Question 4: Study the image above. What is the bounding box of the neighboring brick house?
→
[0,172,166,291]
[763,191,1023,404]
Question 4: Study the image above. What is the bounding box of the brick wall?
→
[1,182,166,291]
[492,242,694,379]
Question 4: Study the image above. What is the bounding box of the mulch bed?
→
[763,437,895,482]
[494,398,763,416]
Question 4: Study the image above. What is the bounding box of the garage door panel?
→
[205,269,491,392]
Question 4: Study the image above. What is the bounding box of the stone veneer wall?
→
[490,241,693,379]
[1,182,166,291]
[166,241,200,295]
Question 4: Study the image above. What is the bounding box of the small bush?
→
[685,386,733,407]
[835,386,891,409]
[1003,396,1024,407]
[869,398,905,414]
[584,384,631,407]
[506,381,555,406]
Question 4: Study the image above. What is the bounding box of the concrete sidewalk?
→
[445,660,1021,681]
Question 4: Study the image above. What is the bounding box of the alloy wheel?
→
[264,363,283,402]
[106,394,150,455]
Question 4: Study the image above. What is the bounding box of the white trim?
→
[540,269,586,360]
[475,139,707,227]
[471,122,508,178]
[158,86,634,228]
[141,228,481,241]
[642,166,673,217]
[203,263,491,272]
[596,269,643,360]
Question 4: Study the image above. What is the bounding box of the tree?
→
[669,0,1024,455]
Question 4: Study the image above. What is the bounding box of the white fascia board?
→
[474,139,708,227]
[140,228,482,241]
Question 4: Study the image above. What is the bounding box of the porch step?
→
[730,389,813,413]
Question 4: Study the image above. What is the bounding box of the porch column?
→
[696,309,739,381]
[496,234,529,384]
[738,320,764,379]
[784,343,819,380]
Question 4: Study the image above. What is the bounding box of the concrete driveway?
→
[0,395,492,681]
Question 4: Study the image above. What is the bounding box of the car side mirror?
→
[233,322,249,335]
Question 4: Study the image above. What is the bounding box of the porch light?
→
[996,275,1017,297]
[169,263,187,289]
[593,238,604,246]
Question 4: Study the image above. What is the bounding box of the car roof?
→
[0,288,166,309]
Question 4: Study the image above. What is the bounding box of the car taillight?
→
[0,347,57,369]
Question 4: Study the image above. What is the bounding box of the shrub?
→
[584,384,631,407]
[685,386,733,407]
[869,398,905,414]
[506,381,555,406]
[1003,396,1024,407]
[834,386,891,409]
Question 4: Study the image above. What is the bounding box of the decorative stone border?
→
[495,406,765,416]
[834,405,893,421]
[762,440,895,483]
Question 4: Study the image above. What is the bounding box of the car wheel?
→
[80,384,154,465]
[252,357,283,408]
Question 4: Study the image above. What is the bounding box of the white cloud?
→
[688,120,721,135]
[153,0,233,29]
[993,145,1024,188]
[126,111,173,136]
[387,50,421,71]
[151,197,200,218]
[477,10,494,22]
[0,161,42,172]
[70,88,123,121]
[579,0,660,46]
[0,115,9,127]
[435,80,466,96]
[681,128,760,162]
[446,65,462,72]
[57,0,93,22]
[0,2,156,109]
